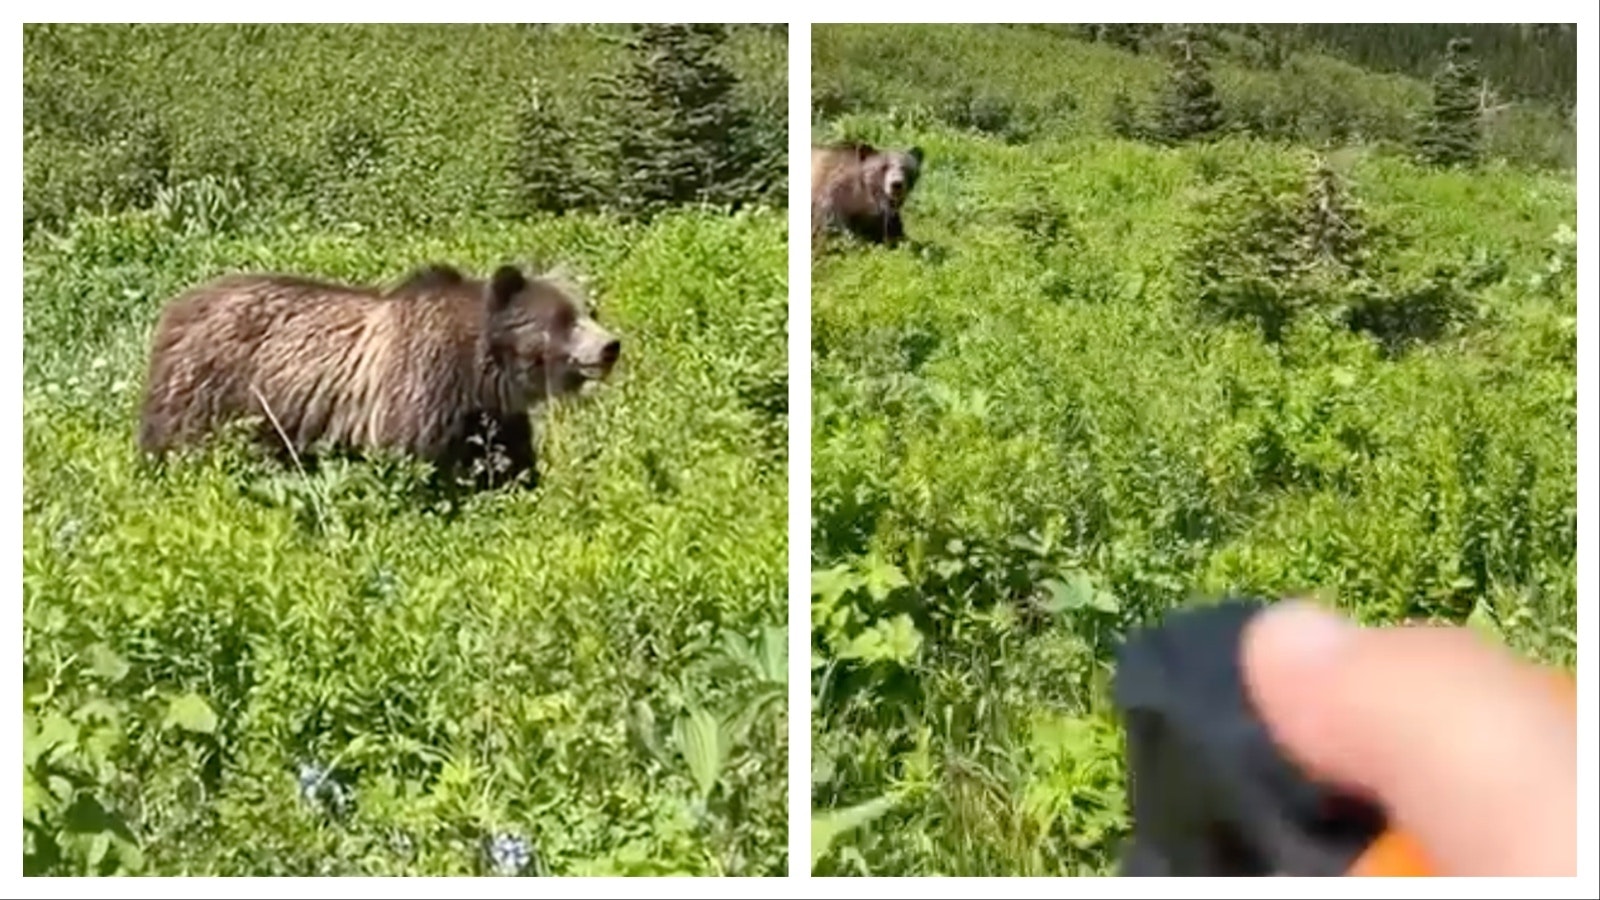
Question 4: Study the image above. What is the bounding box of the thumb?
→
[1240,601,1577,877]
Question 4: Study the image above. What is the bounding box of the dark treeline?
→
[1069,24,1575,110]
[1284,23,1577,110]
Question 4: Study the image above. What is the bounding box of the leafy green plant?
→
[811,793,899,871]
[24,686,145,875]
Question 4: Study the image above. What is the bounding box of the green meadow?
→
[24,24,789,876]
[810,24,1577,876]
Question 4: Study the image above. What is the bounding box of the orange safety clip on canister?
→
[1111,597,1574,877]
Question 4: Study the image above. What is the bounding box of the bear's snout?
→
[569,318,622,379]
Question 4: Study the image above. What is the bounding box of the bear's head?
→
[867,145,924,210]
[484,264,622,402]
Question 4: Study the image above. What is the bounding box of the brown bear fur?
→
[137,262,621,490]
[810,141,925,252]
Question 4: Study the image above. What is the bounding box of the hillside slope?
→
[812,24,1574,170]
[24,23,789,235]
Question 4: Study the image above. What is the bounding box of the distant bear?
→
[137,261,622,490]
[810,141,925,250]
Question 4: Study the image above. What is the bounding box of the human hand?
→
[1241,600,1577,877]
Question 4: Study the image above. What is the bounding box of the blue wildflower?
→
[297,762,327,805]
[486,832,533,876]
[295,760,354,817]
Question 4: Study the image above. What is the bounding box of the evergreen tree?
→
[1418,37,1484,167]
[508,78,596,216]
[1080,24,1140,52]
[591,24,764,221]
[1258,26,1289,70]
[1153,26,1223,144]
[1099,24,1148,54]
[1297,156,1372,279]
[1107,90,1142,140]
[1185,154,1381,343]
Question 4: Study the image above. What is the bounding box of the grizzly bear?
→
[136,261,621,490]
[810,141,925,251]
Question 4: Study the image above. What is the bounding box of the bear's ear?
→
[853,142,876,160]
[487,265,527,309]
[908,145,925,164]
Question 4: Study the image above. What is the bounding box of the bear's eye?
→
[551,303,576,331]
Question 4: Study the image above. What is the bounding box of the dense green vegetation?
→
[23,23,788,237]
[813,23,1576,170]
[1066,23,1578,110]
[810,24,1576,876]
[23,24,788,876]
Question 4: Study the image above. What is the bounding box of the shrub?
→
[936,87,1031,144]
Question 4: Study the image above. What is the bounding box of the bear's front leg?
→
[489,412,539,491]
[882,211,906,248]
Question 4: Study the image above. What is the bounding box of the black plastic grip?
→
[1112,597,1388,876]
